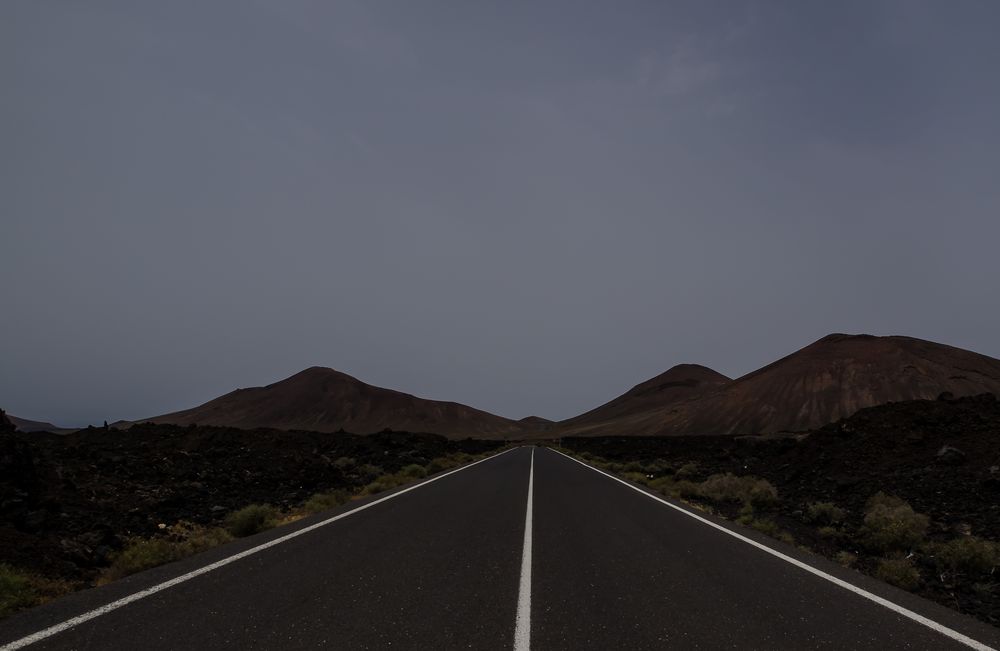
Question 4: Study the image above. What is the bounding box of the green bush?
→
[225,504,279,538]
[647,476,675,494]
[748,519,795,545]
[0,565,37,618]
[357,464,384,481]
[933,537,1000,576]
[875,557,920,591]
[104,522,232,582]
[621,471,649,485]
[304,490,350,514]
[697,473,778,507]
[644,459,672,475]
[675,462,700,479]
[332,457,355,469]
[171,521,232,554]
[805,502,847,525]
[426,458,448,473]
[862,493,928,552]
[671,480,701,499]
[362,472,414,495]
[105,538,178,580]
[835,551,858,568]
[817,526,845,540]
[400,464,428,479]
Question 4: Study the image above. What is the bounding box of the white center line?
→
[513,447,534,651]
[0,447,517,651]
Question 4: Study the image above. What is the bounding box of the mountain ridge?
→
[144,366,522,438]
[137,333,1000,439]
[555,333,1000,437]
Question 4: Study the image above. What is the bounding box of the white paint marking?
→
[549,448,995,651]
[0,447,518,651]
[513,448,534,651]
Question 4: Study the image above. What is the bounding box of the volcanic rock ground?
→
[0,423,502,584]
[562,393,1000,625]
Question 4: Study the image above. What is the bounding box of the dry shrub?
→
[875,557,921,591]
[698,473,778,507]
[862,493,928,553]
[104,522,232,582]
[805,501,847,525]
[934,537,1000,576]
[304,490,351,514]
[225,504,279,538]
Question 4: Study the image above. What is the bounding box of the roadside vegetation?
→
[0,446,506,620]
[91,449,503,589]
[0,565,74,618]
[559,446,1000,622]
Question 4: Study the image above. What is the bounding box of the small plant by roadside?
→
[875,557,921,591]
[622,471,649,485]
[103,522,232,582]
[0,565,71,619]
[835,551,858,568]
[805,501,847,526]
[0,565,36,618]
[675,462,700,479]
[697,473,778,508]
[400,464,428,479]
[747,518,795,545]
[304,490,351,514]
[932,537,1000,576]
[861,493,928,553]
[225,504,279,538]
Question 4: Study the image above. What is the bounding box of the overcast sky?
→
[3,1,1000,426]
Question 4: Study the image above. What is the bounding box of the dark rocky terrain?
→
[0,419,502,586]
[561,393,1000,625]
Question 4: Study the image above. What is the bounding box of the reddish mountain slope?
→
[551,364,732,437]
[145,367,521,438]
[556,334,1000,437]
[656,334,1000,436]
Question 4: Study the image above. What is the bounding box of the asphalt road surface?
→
[1,446,998,650]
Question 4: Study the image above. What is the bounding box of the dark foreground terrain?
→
[561,393,1000,626]
[4,447,998,650]
[0,418,502,602]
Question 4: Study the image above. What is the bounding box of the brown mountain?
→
[551,364,732,437]
[558,334,1000,437]
[144,367,522,438]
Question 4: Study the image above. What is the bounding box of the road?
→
[1,446,998,650]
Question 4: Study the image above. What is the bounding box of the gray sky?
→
[3,0,1000,427]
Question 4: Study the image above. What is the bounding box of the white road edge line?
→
[548,448,996,651]
[0,447,519,651]
[513,447,534,651]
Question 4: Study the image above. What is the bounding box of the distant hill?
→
[552,364,732,437]
[552,334,1000,437]
[518,415,555,432]
[5,414,76,434]
[143,367,522,439]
